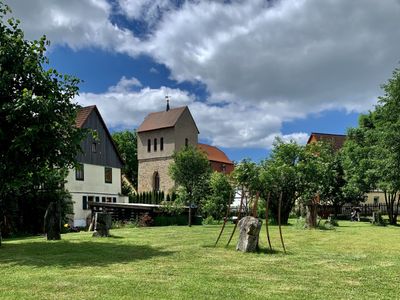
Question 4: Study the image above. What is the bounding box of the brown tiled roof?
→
[137,106,199,133]
[198,143,233,165]
[307,132,346,151]
[76,105,95,128]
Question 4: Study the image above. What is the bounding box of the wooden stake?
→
[226,186,244,247]
[215,191,232,247]
[265,192,272,251]
[278,191,286,253]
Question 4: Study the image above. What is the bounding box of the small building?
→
[307,131,385,205]
[307,132,346,151]
[137,106,199,193]
[137,103,234,194]
[197,143,234,174]
[65,105,127,227]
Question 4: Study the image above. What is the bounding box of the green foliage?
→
[201,172,234,219]
[153,215,188,226]
[169,146,212,205]
[259,139,303,224]
[0,2,84,236]
[112,130,138,187]
[342,67,400,225]
[202,215,217,225]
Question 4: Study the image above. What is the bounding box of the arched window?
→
[154,138,157,151]
[185,138,189,147]
[147,139,151,152]
[153,172,160,191]
[160,137,164,151]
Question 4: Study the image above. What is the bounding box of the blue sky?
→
[8,0,400,162]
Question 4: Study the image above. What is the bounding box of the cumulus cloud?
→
[144,0,400,113]
[77,77,308,148]
[6,0,400,148]
[6,0,141,55]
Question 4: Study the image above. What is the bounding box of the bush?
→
[154,215,188,226]
[138,214,153,227]
[202,216,216,225]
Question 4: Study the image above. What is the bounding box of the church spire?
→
[166,95,170,111]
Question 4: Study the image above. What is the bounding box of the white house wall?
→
[65,163,123,227]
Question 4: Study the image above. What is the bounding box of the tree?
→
[169,145,212,206]
[343,68,400,225]
[259,139,303,225]
[231,158,260,216]
[0,2,84,237]
[201,172,234,220]
[297,141,336,228]
[112,130,138,188]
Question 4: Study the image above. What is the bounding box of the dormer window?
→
[147,139,151,152]
[154,138,157,152]
[160,137,164,151]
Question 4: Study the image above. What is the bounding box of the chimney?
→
[166,96,170,111]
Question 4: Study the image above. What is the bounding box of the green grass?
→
[1,220,399,299]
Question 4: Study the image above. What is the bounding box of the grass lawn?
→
[1,220,399,299]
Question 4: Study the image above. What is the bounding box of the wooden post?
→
[226,186,244,247]
[215,191,232,247]
[265,192,272,251]
[188,205,192,227]
[278,192,286,253]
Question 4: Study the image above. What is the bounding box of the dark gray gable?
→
[77,107,124,169]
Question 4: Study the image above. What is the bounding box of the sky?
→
[6,0,400,162]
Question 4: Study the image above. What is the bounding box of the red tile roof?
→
[75,105,95,128]
[137,106,199,133]
[198,143,233,165]
[307,132,346,151]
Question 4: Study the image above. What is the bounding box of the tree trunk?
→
[306,204,318,228]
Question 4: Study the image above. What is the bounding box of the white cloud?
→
[6,0,141,55]
[108,76,142,93]
[77,77,308,149]
[6,0,400,149]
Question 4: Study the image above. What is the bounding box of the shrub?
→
[202,216,216,225]
[138,213,153,227]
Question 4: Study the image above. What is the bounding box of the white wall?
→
[65,163,123,227]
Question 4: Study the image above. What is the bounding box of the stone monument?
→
[92,212,112,237]
[236,216,262,252]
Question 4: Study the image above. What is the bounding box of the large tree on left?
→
[0,2,84,238]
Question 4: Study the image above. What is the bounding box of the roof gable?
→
[76,105,124,168]
[307,132,346,151]
[198,143,233,164]
[137,106,199,133]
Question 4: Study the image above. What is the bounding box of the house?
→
[137,103,234,193]
[197,143,234,174]
[307,132,384,205]
[65,105,127,227]
[307,132,346,151]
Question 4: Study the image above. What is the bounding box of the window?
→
[82,196,88,210]
[221,164,226,173]
[160,137,164,151]
[147,139,151,152]
[102,197,106,203]
[153,172,160,192]
[374,196,379,205]
[105,167,112,183]
[95,196,100,203]
[91,142,97,153]
[154,138,157,152]
[185,138,189,147]
[106,197,112,203]
[75,163,84,181]
[112,197,117,203]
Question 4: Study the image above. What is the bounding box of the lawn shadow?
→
[0,239,174,268]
